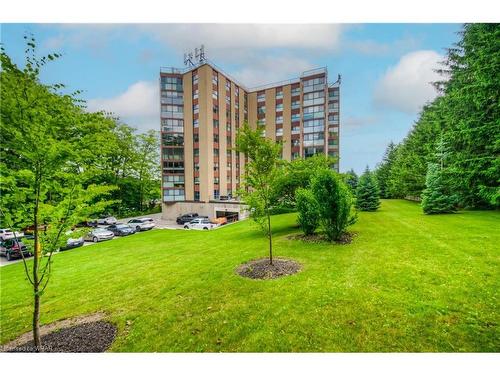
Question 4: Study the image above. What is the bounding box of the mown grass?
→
[1,200,499,352]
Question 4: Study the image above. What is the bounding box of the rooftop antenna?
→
[184,45,206,67]
[184,52,194,67]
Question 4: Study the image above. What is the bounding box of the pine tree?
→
[421,138,458,214]
[356,167,381,211]
[344,169,358,192]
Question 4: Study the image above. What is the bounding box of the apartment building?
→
[160,61,340,221]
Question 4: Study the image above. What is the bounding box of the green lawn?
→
[1,200,499,352]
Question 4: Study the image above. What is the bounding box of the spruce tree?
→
[421,138,457,214]
[356,167,381,211]
[344,169,359,192]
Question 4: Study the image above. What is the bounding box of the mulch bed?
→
[7,321,116,353]
[236,258,302,280]
[287,231,356,245]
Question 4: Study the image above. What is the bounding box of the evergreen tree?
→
[356,167,381,211]
[344,169,359,192]
[375,142,398,198]
[421,138,458,214]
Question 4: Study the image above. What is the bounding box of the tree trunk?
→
[32,176,42,352]
[267,211,273,265]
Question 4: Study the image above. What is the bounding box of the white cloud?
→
[139,24,344,58]
[343,115,379,130]
[87,81,159,132]
[374,50,444,113]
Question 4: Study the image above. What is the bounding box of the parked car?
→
[127,218,155,231]
[84,228,114,243]
[0,238,31,261]
[176,213,199,225]
[60,231,85,251]
[107,223,136,236]
[97,216,117,225]
[212,217,228,226]
[0,228,15,240]
[183,218,217,230]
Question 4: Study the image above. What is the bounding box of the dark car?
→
[106,223,136,236]
[176,213,199,225]
[0,239,31,261]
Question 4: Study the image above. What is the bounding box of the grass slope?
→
[1,200,499,352]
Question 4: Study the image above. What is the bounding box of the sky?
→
[1,23,461,174]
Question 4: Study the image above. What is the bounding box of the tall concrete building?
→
[160,61,340,220]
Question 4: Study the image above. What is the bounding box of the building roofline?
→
[160,61,336,92]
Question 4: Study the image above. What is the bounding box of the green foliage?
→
[310,169,357,242]
[421,163,458,214]
[377,24,500,209]
[295,188,320,235]
[421,138,458,214]
[236,123,282,263]
[356,167,381,211]
[271,154,337,208]
[343,169,359,193]
[375,142,398,198]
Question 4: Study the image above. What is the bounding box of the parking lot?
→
[0,213,236,267]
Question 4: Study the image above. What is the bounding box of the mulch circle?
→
[8,321,116,353]
[236,258,302,280]
[287,231,356,245]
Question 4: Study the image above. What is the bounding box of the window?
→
[162,148,184,160]
[227,136,231,145]
[193,119,199,128]
[162,119,184,133]
[291,101,300,109]
[162,133,184,146]
[163,175,185,188]
[258,106,266,114]
[302,76,325,93]
[292,126,300,134]
[276,128,283,136]
[291,87,300,96]
[292,151,300,159]
[163,188,185,202]
[257,92,265,102]
[276,116,283,124]
[303,91,325,107]
[303,105,325,120]
[257,119,266,126]
[303,118,324,133]
[193,148,199,156]
[193,133,199,143]
[214,190,220,199]
[214,177,219,184]
[291,113,301,122]
[213,119,219,128]
[214,149,219,156]
[212,90,218,99]
[163,161,184,173]
[276,103,283,111]
[213,105,219,114]
[213,134,219,143]
[194,163,199,171]
[194,191,200,201]
[292,139,300,147]
[275,89,283,99]
[193,104,199,114]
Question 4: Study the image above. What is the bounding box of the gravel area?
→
[236,258,302,280]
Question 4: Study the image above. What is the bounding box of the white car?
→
[0,228,23,240]
[127,218,155,231]
[97,216,117,225]
[84,228,115,243]
[183,218,216,230]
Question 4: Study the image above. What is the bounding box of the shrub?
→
[310,169,357,241]
[295,188,320,235]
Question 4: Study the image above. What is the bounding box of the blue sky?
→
[1,23,461,173]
